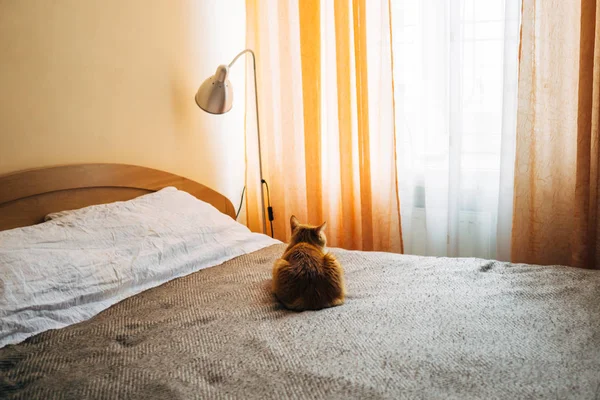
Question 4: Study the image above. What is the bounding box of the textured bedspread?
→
[1,244,599,399]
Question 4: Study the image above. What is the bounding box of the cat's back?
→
[283,242,324,266]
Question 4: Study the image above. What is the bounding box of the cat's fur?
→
[272,215,345,311]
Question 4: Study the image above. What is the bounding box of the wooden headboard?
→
[0,164,236,231]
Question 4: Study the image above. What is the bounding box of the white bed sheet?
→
[0,187,279,347]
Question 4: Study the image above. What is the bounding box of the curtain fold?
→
[245,0,403,252]
[512,0,600,269]
[299,0,323,225]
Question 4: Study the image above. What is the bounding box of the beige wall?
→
[0,0,247,210]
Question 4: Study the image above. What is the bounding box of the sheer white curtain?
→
[391,0,521,260]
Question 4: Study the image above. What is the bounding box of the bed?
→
[0,164,599,400]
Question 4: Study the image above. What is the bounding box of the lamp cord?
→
[235,186,246,220]
[261,179,275,238]
[235,183,274,239]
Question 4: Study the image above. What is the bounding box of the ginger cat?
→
[272,215,345,311]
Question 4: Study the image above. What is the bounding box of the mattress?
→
[1,244,599,399]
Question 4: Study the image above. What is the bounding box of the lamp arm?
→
[228,49,267,235]
[228,49,255,68]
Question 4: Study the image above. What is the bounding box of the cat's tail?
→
[272,258,290,291]
[272,258,306,310]
[322,253,346,301]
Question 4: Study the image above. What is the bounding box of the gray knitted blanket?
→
[1,244,599,399]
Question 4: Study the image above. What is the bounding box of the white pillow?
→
[43,187,180,221]
[0,187,279,348]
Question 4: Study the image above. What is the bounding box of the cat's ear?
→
[317,221,327,233]
[290,215,300,232]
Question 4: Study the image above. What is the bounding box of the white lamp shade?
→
[194,65,233,114]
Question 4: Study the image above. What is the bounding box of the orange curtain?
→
[512,0,600,268]
[245,0,403,252]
